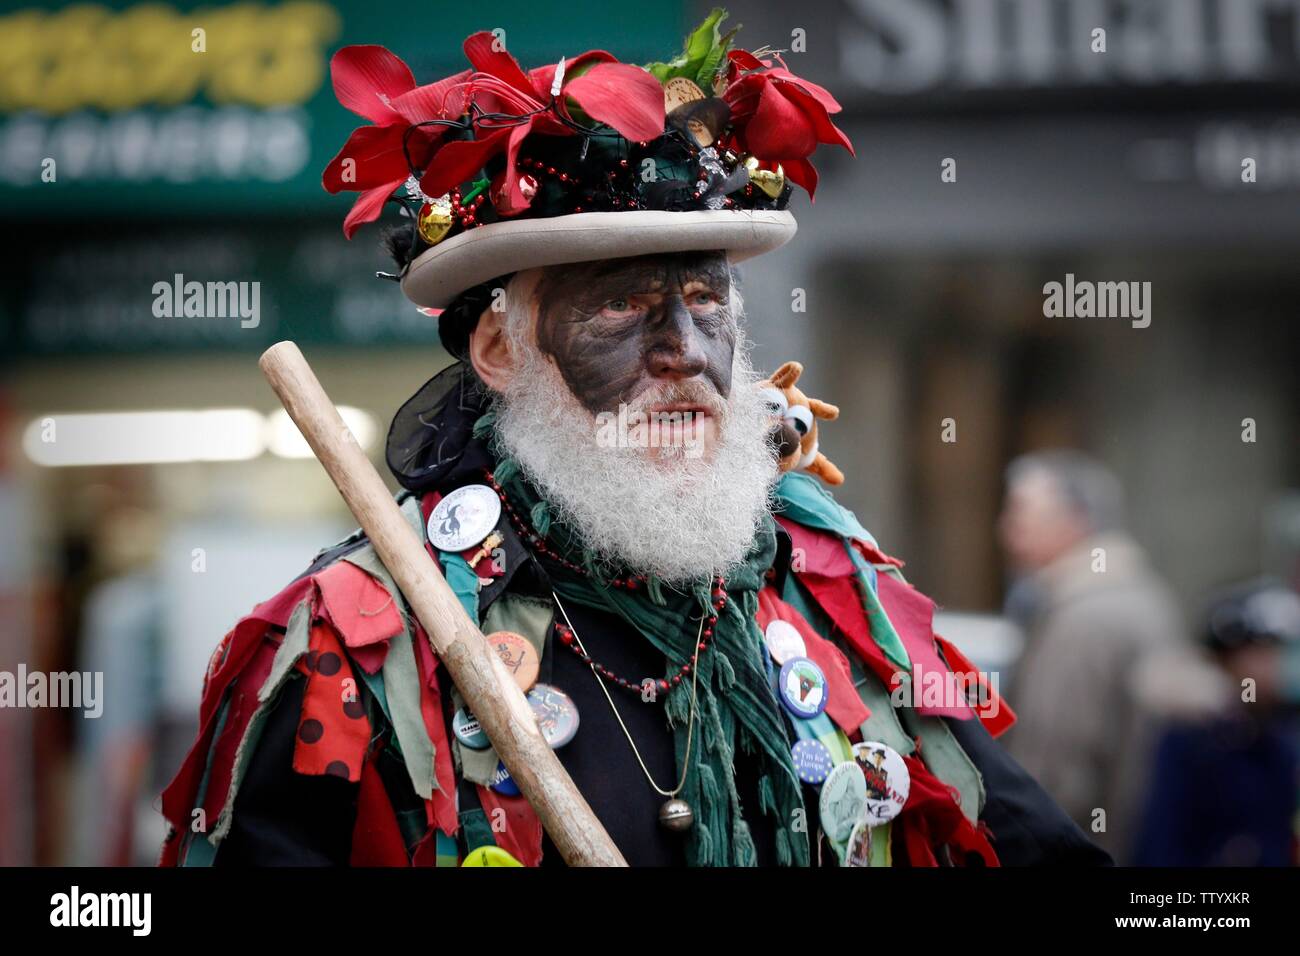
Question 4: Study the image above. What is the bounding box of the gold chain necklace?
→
[551,590,701,832]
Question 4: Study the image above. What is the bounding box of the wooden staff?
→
[260,340,626,867]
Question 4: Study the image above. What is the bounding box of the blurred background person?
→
[1131,580,1300,867]
[998,450,1184,863]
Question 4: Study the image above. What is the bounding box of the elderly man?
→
[160,16,1105,867]
[999,450,1184,862]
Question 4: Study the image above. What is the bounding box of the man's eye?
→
[606,298,632,312]
[691,292,716,306]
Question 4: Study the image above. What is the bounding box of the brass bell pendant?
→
[658,798,694,833]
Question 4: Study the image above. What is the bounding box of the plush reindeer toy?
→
[758,361,845,486]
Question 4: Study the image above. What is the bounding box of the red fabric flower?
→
[420,33,664,215]
[322,45,473,238]
[323,37,665,232]
[722,49,854,199]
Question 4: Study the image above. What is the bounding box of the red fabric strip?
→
[413,624,461,837]
[476,786,544,867]
[350,751,412,866]
[895,755,1000,867]
[934,634,1017,738]
[292,623,370,783]
[756,586,871,733]
[875,574,973,720]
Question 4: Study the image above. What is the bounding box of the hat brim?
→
[400,209,797,309]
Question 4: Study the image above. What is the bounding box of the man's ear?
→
[467,303,514,391]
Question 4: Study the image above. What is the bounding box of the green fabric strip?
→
[481,592,553,659]
[435,829,460,867]
[847,654,915,757]
[773,472,879,547]
[381,626,439,800]
[850,549,911,672]
[440,551,480,623]
[258,600,311,705]
[180,693,232,866]
[460,807,498,853]
[448,684,502,786]
[181,833,218,867]
[210,686,279,843]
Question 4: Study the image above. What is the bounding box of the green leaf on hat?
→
[644,7,735,86]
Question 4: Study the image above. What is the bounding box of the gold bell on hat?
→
[744,156,786,199]
[417,199,453,245]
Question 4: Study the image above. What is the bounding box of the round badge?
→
[852,741,911,825]
[663,76,706,112]
[487,630,539,691]
[527,683,580,748]
[818,761,867,844]
[452,707,490,751]
[489,759,520,796]
[791,738,835,785]
[844,817,873,867]
[427,484,501,552]
[460,846,522,867]
[764,620,806,665]
[778,656,828,719]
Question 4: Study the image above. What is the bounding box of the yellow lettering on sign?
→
[0,1,341,114]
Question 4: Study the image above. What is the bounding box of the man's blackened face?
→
[533,251,737,414]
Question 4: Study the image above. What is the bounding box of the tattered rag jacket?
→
[159,363,1108,867]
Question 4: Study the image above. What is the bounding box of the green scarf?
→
[479,414,809,867]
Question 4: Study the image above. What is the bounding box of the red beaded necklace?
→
[483,468,726,697]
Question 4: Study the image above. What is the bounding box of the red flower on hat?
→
[322,46,472,238]
[323,36,666,234]
[418,32,665,215]
[722,49,854,199]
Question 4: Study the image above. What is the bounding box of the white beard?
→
[492,301,778,585]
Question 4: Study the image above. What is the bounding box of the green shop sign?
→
[0,0,685,215]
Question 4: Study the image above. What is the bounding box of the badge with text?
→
[778,656,828,719]
[453,707,491,751]
[488,630,540,691]
[764,619,807,665]
[791,738,834,785]
[852,741,910,825]
[819,761,867,844]
[428,484,501,552]
[489,759,521,796]
[527,683,580,749]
